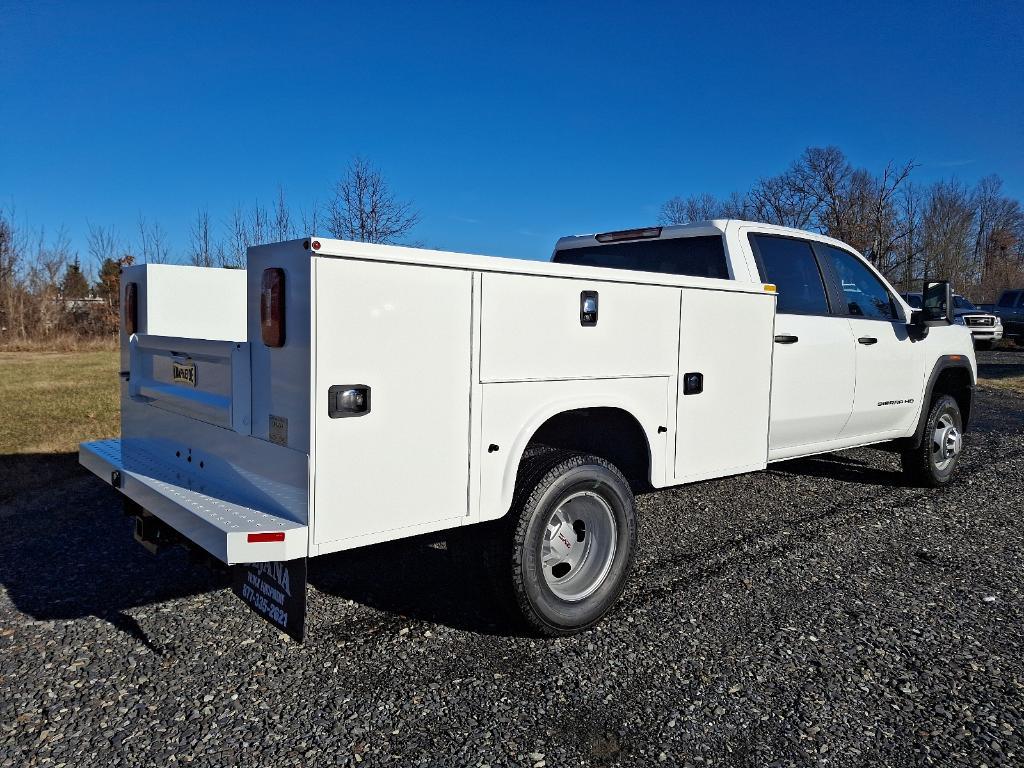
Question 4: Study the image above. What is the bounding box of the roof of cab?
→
[553,219,864,258]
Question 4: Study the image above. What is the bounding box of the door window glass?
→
[749,235,829,315]
[821,246,897,320]
[998,291,1018,308]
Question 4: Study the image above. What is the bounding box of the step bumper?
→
[80,438,308,564]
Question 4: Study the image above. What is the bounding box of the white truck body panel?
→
[80,222,976,575]
[311,258,473,551]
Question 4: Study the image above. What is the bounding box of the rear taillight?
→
[261,268,285,347]
[124,282,138,335]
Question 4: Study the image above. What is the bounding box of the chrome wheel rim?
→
[932,413,962,471]
[541,491,617,602]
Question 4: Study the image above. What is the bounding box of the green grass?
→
[0,350,120,455]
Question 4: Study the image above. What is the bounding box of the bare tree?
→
[658,193,725,225]
[747,172,818,229]
[137,216,171,264]
[325,157,420,244]
[922,179,976,286]
[87,223,122,269]
[0,205,24,338]
[222,207,249,268]
[272,186,292,241]
[300,199,320,235]
[188,210,214,267]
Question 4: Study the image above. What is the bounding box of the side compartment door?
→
[815,244,924,438]
[747,233,856,454]
[674,287,775,482]
[313,259,473,546]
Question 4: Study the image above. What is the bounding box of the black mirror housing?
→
[908,308,930,339]
[922,280,954,323]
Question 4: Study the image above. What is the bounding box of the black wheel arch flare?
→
[908,355,976,448]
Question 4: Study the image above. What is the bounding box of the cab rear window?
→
[552,235,729,279]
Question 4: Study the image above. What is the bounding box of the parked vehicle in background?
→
[902,292,1002,349]
[995,289,1024,345]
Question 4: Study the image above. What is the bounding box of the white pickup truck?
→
[79,221,976,640]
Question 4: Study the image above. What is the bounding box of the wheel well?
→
[527,407,652,489]
[932,366,973,428]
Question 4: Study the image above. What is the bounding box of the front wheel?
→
[900,394,964,487]
[506,451,637,636]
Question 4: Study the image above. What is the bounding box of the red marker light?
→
[124,282,139,335]
[260,268,285,347]
[248,532,285,543]
[311,240,321,250]
[595,227,662,243]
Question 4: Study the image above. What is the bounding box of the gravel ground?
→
[2,351,1023,767]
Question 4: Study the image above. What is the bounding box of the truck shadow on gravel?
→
[769,450,909,487]
[0,452,227,654]
[1,452,520,642]
[310,538,525,637]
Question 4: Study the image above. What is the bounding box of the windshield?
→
[953,295,977,311]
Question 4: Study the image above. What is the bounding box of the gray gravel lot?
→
[2,351,1023,767]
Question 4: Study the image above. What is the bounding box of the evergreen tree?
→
[61,259,90,298]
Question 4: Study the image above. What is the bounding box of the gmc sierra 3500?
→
[79,220,975,639]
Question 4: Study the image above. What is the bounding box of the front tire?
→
[900,394,964,487]
[506,451,637,636]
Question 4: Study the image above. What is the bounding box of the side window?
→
[1017,293,1024,308]
[905,294,922,309]
[820,245,897,321]
[749,234,829,315]
[998,291,1017,308]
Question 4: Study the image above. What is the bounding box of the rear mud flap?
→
[231,559,307,642]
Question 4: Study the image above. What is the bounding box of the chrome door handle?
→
[774,334,799,344]
[858,337,878,345]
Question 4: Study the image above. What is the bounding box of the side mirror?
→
[922,280,954,323]
[908,308,929,339]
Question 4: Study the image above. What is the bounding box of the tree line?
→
[4,147,1022,344]
[0,158,419,343]
[659,146,1024,300]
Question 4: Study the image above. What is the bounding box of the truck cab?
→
[554,221,976,467]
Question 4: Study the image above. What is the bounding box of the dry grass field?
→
[0,349,120,455]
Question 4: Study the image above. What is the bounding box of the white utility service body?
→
[80,220,976,638]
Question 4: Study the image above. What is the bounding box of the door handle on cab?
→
[774,334,799,344]
[858,336,878,345]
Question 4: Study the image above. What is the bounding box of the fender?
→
[907,354,976,449]
[495,395,660,521]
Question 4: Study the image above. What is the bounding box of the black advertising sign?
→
[231,559,307,642]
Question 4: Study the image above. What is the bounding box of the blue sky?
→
[2,1,1022,265]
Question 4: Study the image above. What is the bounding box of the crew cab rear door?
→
[746,232,856,455]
